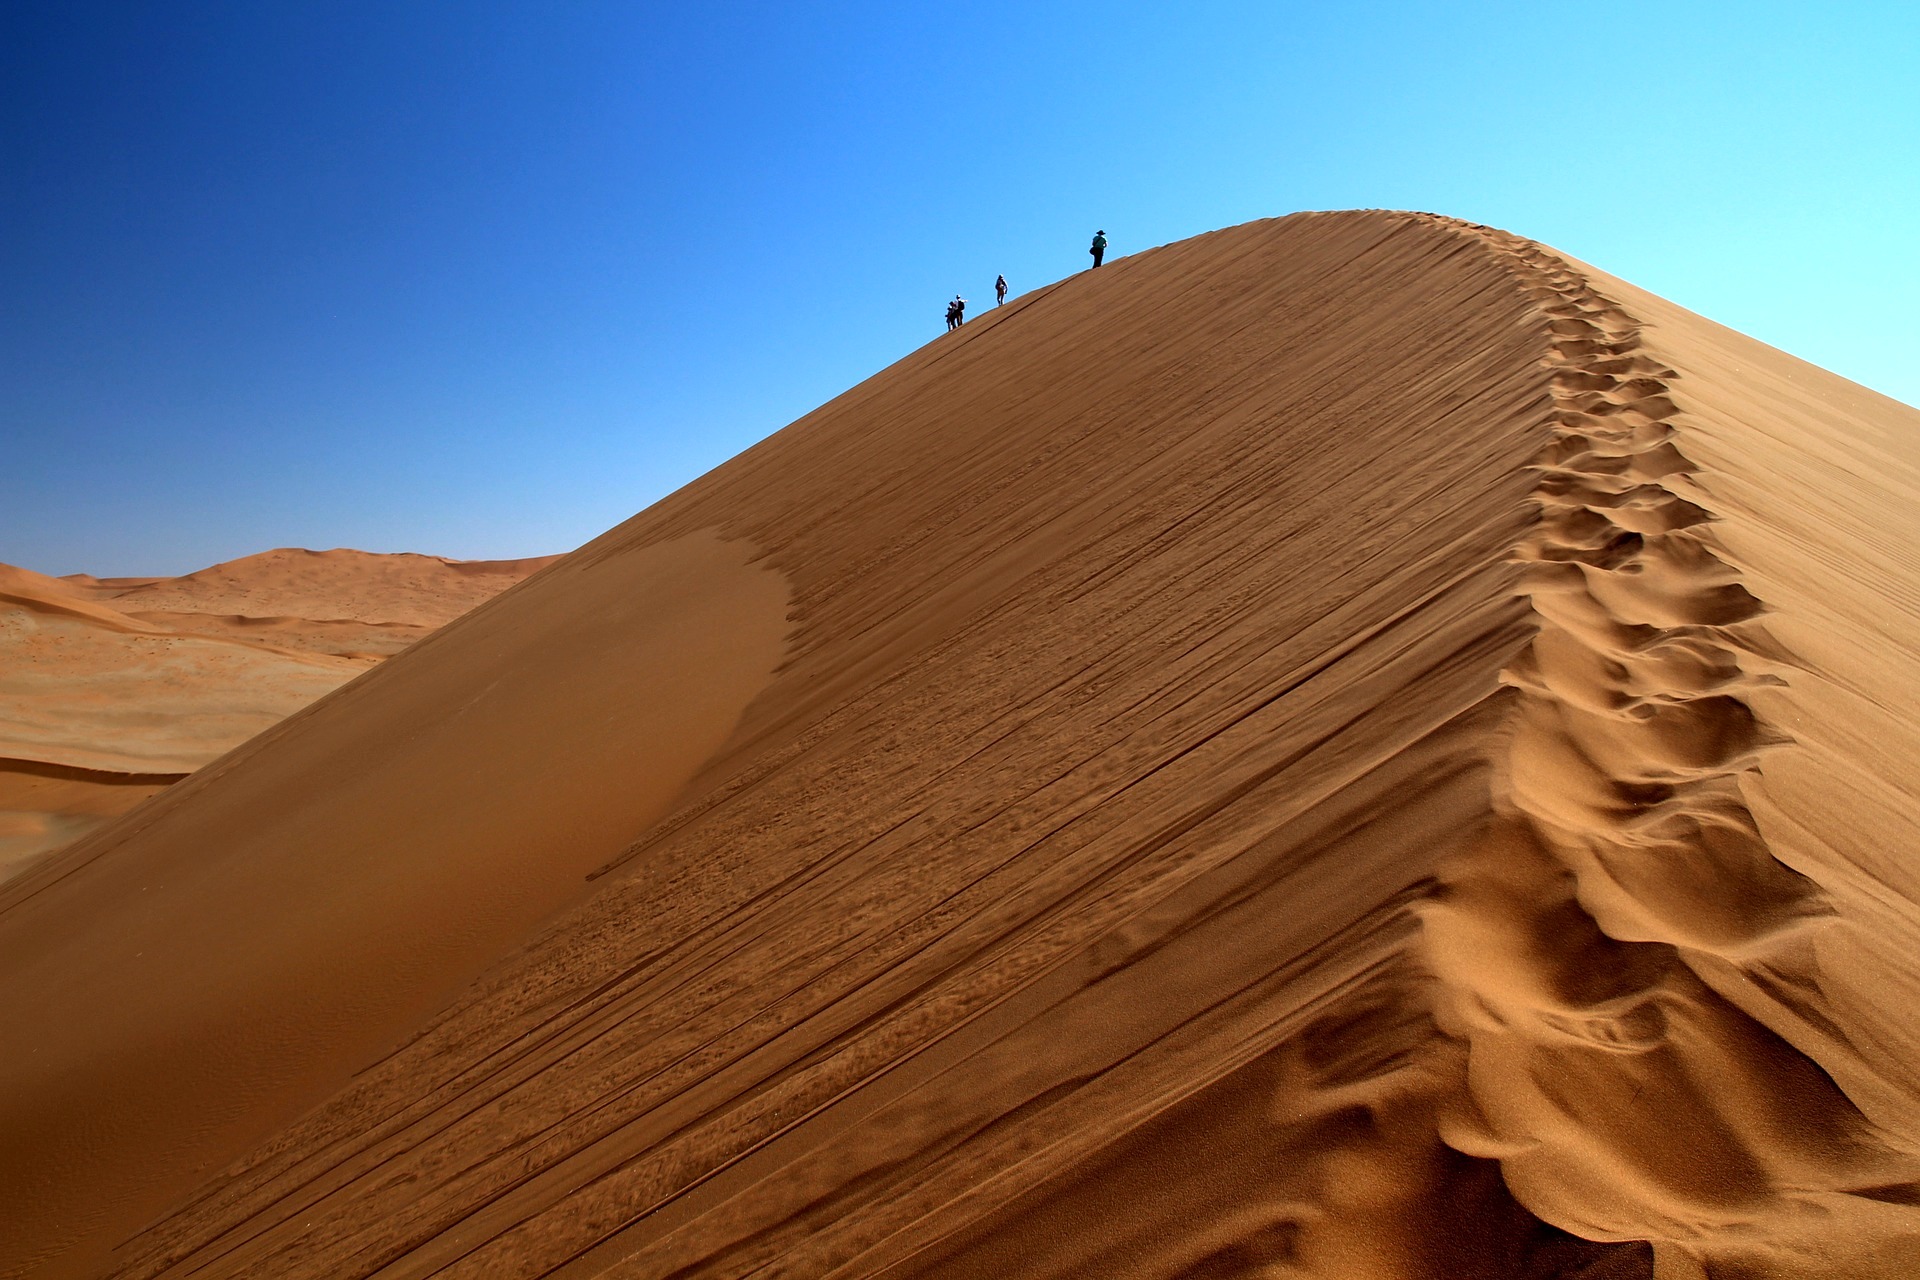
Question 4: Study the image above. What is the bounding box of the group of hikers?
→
[944,230,1107,332]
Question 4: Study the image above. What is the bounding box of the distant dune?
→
[3,211,1918,1279]
[0,550,557,881]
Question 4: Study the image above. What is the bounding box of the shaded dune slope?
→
[0,538,789,1277]
[7,210,1919,1278]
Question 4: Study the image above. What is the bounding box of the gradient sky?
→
[4,1,1915,575]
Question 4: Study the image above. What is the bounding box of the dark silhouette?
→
[995,274,1008,305]
[1089,230,1107,268]
[946,295,966,331]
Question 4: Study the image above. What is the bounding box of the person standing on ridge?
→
[995,274,1008,305]
[1089,229,1107,268]
[945,297,959,331]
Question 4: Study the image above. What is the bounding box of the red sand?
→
[3,211,1917,1279]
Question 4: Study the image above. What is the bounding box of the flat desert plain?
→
[2,211,1917,1279]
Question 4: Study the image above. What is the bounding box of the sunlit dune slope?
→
[0,550,559,881]
[4,210,1919,1279]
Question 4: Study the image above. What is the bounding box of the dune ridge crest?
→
[1425,222,1920,1277]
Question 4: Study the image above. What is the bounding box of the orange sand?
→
[0,550,556,880]
[2,211,1916,1279]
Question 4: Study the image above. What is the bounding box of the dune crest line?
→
[1424,218,1920,1278]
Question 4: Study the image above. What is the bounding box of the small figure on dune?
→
[1089,229,1107,269]
[949,295,967,329]
[995,274,1008,305]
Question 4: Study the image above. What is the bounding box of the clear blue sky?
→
[4,1,1915,575]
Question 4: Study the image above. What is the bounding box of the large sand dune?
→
[3,211,1917,1278]
[0,550,557,880]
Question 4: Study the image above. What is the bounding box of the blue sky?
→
[4,1,1915,575]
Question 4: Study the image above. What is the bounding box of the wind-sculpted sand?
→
[3,211,1916,1278]
[0,550,557,879]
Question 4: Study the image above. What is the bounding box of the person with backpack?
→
[995,274,1008,305]
[945,297,959,331]
[1089,230,1107,268]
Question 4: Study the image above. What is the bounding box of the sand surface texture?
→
[3,211,1917,1278]
[0,551,557,880]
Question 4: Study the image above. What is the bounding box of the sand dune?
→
[0,551,557,881]
[3,210,1917,1278]
[63,547,564,633]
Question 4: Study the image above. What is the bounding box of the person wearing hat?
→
[1089,229,1108,268]
[995,274,1008,305]
[946,295,967,330]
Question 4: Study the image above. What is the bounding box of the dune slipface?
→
[3,211,1917,1279]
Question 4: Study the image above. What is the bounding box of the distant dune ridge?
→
[3,210,1918,1278]
[0,549,557,880]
